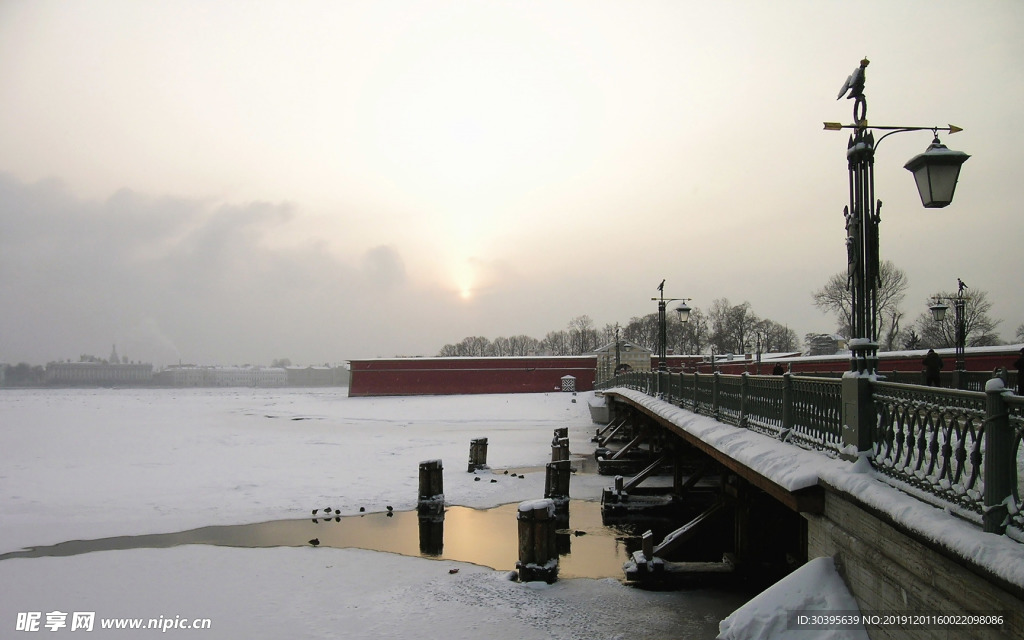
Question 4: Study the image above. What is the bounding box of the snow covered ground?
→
[1,388,865,638]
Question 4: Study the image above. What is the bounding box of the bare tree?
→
[669,308,708,355]
[491,336,512,356]
[567,315,599,354]
[599,323,619,349]
[709,298,756,354]
[812,260,908,351]
[542,330,571,355]
[913,289,1002,348]
[622,314,659,353]
[507,335,539,356]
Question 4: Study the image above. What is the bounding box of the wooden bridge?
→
[592,370,1024,640]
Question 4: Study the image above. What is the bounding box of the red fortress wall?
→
[348,356,597,397]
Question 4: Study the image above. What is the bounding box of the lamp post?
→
[652,279,692,371]
[614,324,621,374]
[929,280,969,373]
[754,328,766,374]
[826,58,969,376]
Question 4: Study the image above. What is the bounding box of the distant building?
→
[593,341,652,385]
[45,361,154,386]
[806,334,848,356]
[285,365,348,387]
[155,365,287,387]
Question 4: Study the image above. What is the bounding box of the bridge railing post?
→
[712,371,721,421]
[840,373,874,463]
[983,370,1013,534]
[739,372,749,428]
[693,371,700,412]
[782,372,794,432]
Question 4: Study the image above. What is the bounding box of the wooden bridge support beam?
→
[727,474,751,567]
[622,454,669,493]
[610,428,646,460]
[597,419,627,447]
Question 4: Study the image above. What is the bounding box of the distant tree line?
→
[2,363,46,386]
[437,302,800,358]
[439,263,1020,359]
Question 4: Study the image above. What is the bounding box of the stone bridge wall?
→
[806,487,1023,640]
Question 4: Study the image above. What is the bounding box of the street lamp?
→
[652,279,692,371]
[929,280,969,373]
[826,58,969,375]
[905,137,971,208]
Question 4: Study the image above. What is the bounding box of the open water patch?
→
[0,500,639,580]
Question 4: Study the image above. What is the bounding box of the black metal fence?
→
[595,370,1023,539]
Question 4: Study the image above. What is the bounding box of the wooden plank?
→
[622,454,669,492]
[653,498,728,557]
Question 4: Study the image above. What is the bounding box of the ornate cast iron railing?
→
[595,369,1022,539]
[871,381,987,515]
[601,370,844,454]
[1005,393,1024,534]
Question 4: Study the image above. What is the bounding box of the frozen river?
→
[1,388,758,638]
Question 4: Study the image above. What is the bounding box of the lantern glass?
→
[904,138,970,209]
[674,302,691,323]
[929,301,949,322]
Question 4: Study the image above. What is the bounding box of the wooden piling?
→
[418,513,444,556]
[467,437,488,472]
[417,459,444,517]
[544,459,571,511]
[551,427,569,462]
[516,499,558,583]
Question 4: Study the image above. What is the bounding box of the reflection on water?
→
[0,501,636,580]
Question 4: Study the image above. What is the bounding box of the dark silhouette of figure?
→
[923,349,943,387]
[772,363,785,375]
[1014,348,1024,395]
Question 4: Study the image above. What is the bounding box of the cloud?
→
[0,174,391,366]
[360,245,406,290]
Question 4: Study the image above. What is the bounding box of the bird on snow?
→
[837,58,869,100]
[308,538,320,546]
[334,509,340,515]
[386,505,394,512]
[359,506,365,512]
[312,509,318,515]
[449,568,460,574]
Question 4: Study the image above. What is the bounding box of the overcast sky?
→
[1,0,1021,367]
